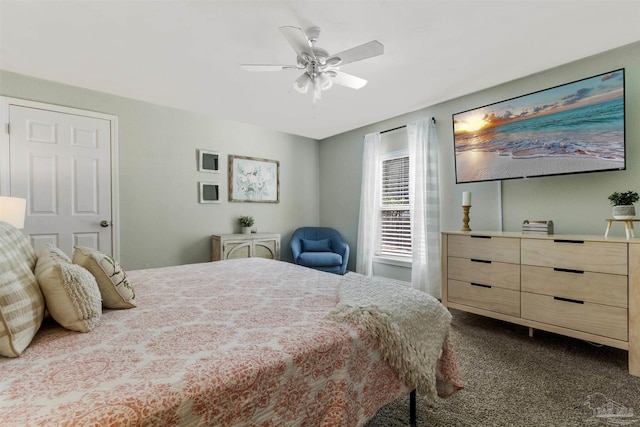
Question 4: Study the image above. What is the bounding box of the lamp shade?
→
[0,196,27,229]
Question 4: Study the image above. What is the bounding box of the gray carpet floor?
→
[365,308,640,426]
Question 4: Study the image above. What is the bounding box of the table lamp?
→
[0,196,27,229]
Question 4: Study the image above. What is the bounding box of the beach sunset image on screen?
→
[452,69,625,184]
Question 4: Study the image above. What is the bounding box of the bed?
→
[0,221,462,426]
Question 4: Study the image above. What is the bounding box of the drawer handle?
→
[470,235,491,239]
[471,259,492,264]
[553,239,584,244]
[553,296,584,304]
[470,282,492,289]
[553,267,584,274]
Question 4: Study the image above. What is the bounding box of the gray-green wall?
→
[0,70,320,269]
[2,41,637,276]
[320,42,640,279]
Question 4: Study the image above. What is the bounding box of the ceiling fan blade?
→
[330,71,368,89]
[241,64,300,72]
[279,26,315,59]
[330,40,384,66]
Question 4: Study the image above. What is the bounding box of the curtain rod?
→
[380,117,436,134]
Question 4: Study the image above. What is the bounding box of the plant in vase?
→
[608,191,639,219]
[238,215,255,234]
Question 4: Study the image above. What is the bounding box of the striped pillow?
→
[0,221,44,357]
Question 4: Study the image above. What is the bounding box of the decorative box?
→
[522,220,554,235]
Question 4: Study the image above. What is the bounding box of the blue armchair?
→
[290,227,350,275]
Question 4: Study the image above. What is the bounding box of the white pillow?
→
[35,247,101,332]
[0,222,44,357]
[72,246,136,309]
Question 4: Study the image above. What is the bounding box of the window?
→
[378,153,411,257]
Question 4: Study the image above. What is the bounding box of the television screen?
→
[452,69,625,184]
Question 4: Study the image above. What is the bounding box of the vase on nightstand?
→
[242,227,252,234]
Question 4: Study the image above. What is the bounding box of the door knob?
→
[100,220,111,228]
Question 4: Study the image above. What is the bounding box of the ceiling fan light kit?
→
[242,26,384,103]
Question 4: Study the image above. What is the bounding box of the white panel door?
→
[9,105,113,256]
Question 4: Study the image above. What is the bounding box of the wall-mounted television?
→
[452,69,625,184]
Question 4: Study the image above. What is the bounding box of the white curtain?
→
[356,132,381,276]
[407,118,440,295]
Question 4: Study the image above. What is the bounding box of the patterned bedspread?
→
[0,258,460,426]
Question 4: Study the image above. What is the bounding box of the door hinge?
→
[5,123,9,134]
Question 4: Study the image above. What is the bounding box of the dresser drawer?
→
[448,279,520,317]
[521,292,627,341]
[448,257,520,291]
[447,235,520,264]
[521,265,627,308]
[521,239,627,275]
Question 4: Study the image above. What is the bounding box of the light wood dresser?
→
[442,231,639,377]
[211,233,281,261]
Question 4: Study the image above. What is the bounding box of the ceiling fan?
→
[241,26,384,102]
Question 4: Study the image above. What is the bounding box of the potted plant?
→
[238,215,255,234]
[608,191,639,219]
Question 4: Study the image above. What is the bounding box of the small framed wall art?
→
[199,182,221,203]
[197,149,220,173]
[228,155,280,203]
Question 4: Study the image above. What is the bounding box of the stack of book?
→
[522,220,554,235]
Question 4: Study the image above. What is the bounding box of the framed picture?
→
[199,182,220,203]
[228,155,280,203]
[197,149,220,173]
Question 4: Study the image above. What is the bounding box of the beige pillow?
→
[34,243,71,276]
[72,246,136,309]
[0,222,45,357]
[36,247,101,332]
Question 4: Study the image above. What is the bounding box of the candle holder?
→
[461,205,471,231]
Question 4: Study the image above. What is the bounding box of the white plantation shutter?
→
[379,154,411,257]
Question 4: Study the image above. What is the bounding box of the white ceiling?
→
[1,1,639,140]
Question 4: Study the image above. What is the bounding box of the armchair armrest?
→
[332,240,349,258]
[290,238,302,262]
[332,240,350,274]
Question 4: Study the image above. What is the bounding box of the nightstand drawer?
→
[521,292,627,341]
[447,235,520,264]
[448,257,520,291]
[521,265,627,308]
[448,279,520,317]
[521,239,627,275]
